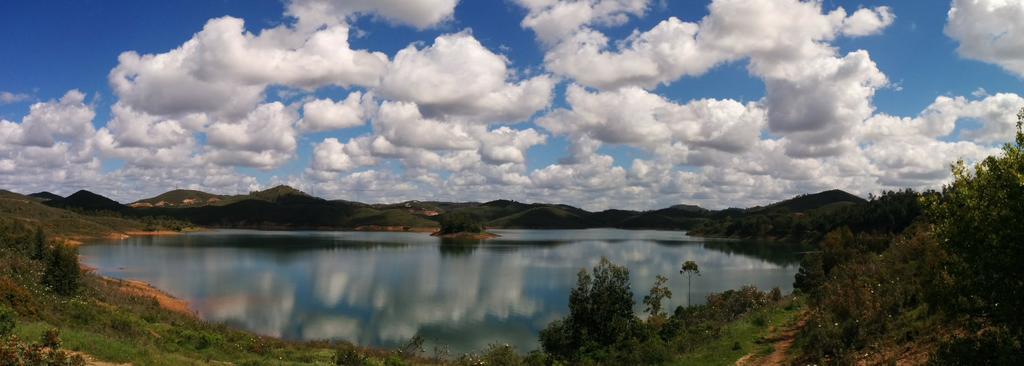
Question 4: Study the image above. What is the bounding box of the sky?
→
[0,0,1023,210]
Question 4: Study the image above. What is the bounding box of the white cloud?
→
[516,0,650,45]
[544,18,711,90]
[842,6,895,37]
[0,91,31,104]
[946,0,1024,76]
[110,16,387,119]
[311,137,377,172]
[379,31,554,122]
[538,84,765,154]
[286,0,460,30]
[205,102,299,169]
[14,90,95,148]
[298,92,374,132]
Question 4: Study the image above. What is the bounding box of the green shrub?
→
[0,305,14,338]
[41,328,60,349]
[481,344,522,366]
[932,327,1024,365]
[333,345,368,366]
[43,244,80,296]
[0,278,34,316]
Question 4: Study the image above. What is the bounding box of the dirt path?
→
[736,317,806,366]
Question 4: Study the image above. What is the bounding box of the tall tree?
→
[680,260,700,306]
[31,226,46,260]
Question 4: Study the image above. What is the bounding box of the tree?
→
[680,260,700,306]
[539,257,640,362]
[926,107,1024,340]
[642,275,672,322]
[437,212,484,234]
[43,244,80,296]
[31,226,46,261]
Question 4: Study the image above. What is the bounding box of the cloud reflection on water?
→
[80,229,799,353]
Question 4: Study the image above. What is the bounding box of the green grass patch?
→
[673,298,803,366]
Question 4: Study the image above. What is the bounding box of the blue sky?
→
[0,0,1022,209]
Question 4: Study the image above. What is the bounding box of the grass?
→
[4,272,419,365]
[673,297,804,366]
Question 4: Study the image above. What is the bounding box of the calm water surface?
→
[80,229,801,353]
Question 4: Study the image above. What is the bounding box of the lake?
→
[79,229,801,354]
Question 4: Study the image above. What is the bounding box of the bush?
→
[0,278,35,316]
[333,345,368,366]
[932,326,1024,365]
[43,244,80,296]
[0,305,14,338]
[481,344,522,366]
[41,328,60,349]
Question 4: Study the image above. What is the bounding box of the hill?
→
[757,189,865,213]
[27,191,63,202]
[131,189,228,208]
[0,190,149,239]
[5,185,878,234]
[247,185,320,203]
[47,190,126,212]
[487,206,588,228]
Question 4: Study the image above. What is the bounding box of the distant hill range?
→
[5,185,867,232]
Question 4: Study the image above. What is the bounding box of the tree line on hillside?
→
[689,188,926,244]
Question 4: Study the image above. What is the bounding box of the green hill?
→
[27,191,63,202]
[47,190,126,212]
[131,189,228,208]
[757,189,865,213]
[0,190,145,239]
[487,206,587,228]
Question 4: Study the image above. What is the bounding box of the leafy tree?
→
[43,244,80,296]
[680,260,700,306]
[793,252,824,293]
[924,107,1024,360]
[642,275,672,322]
[539,257,641,362]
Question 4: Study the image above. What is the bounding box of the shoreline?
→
[79,263,197,317]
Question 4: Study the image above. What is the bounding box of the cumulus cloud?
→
[7,90,95,148]
[946,0,1024,76]
[298,92,374,132]
[534,0,895,159]
[110,16,387,119]
[205,102,300,169]
[379,31,554,122]
[286,0,460,30]
[516,0,650,45]
[842,6,895,37]
[538,84,765,154]
[0,90,103,194]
